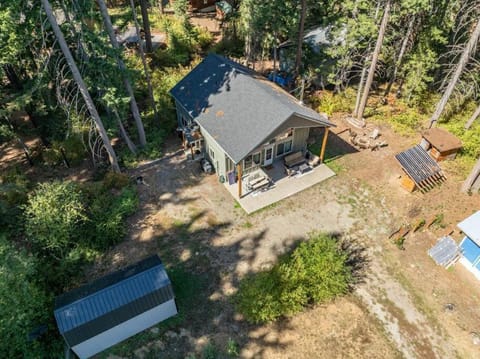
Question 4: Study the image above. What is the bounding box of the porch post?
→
[237,163,242,198]
[319,127,329,163]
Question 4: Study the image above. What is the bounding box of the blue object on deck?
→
[268,73,293,87]
[460,236,480,268]
[227,171,236,185]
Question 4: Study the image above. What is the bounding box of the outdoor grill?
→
[395,145,446,192]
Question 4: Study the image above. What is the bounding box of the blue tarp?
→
[268,73,293,87]
[460,237,480,268]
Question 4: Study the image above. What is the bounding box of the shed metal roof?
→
[395,145,446,192]
[170,54,333,163]
[458,211,480,245]
[54,256,173,336]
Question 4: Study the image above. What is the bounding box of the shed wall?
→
[71,299,177,359]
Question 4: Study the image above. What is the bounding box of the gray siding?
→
[175,100,193,128]
[240,127,311,173]
[202,128,227,178]
[292,127,310,153]
[267,115,322,141]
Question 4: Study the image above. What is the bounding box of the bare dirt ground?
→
[3,114,479,358]
[189,13,223,43]
[91,117,479,358]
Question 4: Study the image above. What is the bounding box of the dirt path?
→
[341,184,457,358]
[100,126,479,358]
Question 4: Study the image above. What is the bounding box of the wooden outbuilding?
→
[420,128,462,161]
[395,145,446,192]
[170,0,217,11]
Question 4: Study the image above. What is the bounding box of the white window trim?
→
[243,151,261,170]
[275,138,293,157]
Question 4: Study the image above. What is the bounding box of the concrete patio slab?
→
[225,164,336,214]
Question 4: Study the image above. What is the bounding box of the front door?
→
[264,145,274,166]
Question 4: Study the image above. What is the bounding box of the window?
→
[209,148,215,159]
[253,152,261,165]
[244,151,261,169]
[276,139,293,156]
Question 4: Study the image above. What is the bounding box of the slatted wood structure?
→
[395,145,446,192]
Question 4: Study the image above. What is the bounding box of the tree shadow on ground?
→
[90,142,370,359]
[309,127,358,167]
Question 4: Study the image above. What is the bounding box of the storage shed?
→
[420,128,462,161]
[458,211,480,280]
[395,145,446,192]
[54,256,177,359]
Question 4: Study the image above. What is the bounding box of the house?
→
[458,211,480,279]
[275,25,346,86]
[54,256,177,359]
[170,54,334,198]
[420,128,462,161]
[215,0,233,20]
[170,0,217,11]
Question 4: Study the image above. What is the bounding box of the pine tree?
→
[41,0,120,172]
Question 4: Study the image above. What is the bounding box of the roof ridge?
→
[55,264,168,311]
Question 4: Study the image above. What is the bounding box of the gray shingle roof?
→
[170,54,332,163]
[54,256,174,344]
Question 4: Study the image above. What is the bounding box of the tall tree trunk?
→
[139,0,153,53]
[294,0,307,76]
[97,0,147,147]
[353,62,369,117]
[41,0,120,172]
[384,15,415,99]
[158,0,164,14]
[462,157,480,193]
[129,0,159,123]
[465,103,480,129]
[114,110,138,154]
[2,64,22,89]
[356,0,391,121]
[429,19,480,128]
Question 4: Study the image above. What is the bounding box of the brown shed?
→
[420,128,462,161]
[170,0,217,11]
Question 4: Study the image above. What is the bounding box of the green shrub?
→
[86,186,138,249]
[235,233,352,323]
[0,236,55,358]
[202,342,219,359]
[102,171,131,190]
[0,182,28,236]
[226,338,239,357]
[23,181,86,258]
[211,37,245,57]
[59,136,86,166]
[387,108,425,135]
[41,136,86,167]
[313,89,355,116]
[0,122,14,141]
[195,26,214,51]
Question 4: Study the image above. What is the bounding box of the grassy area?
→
[310,88,479,177]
